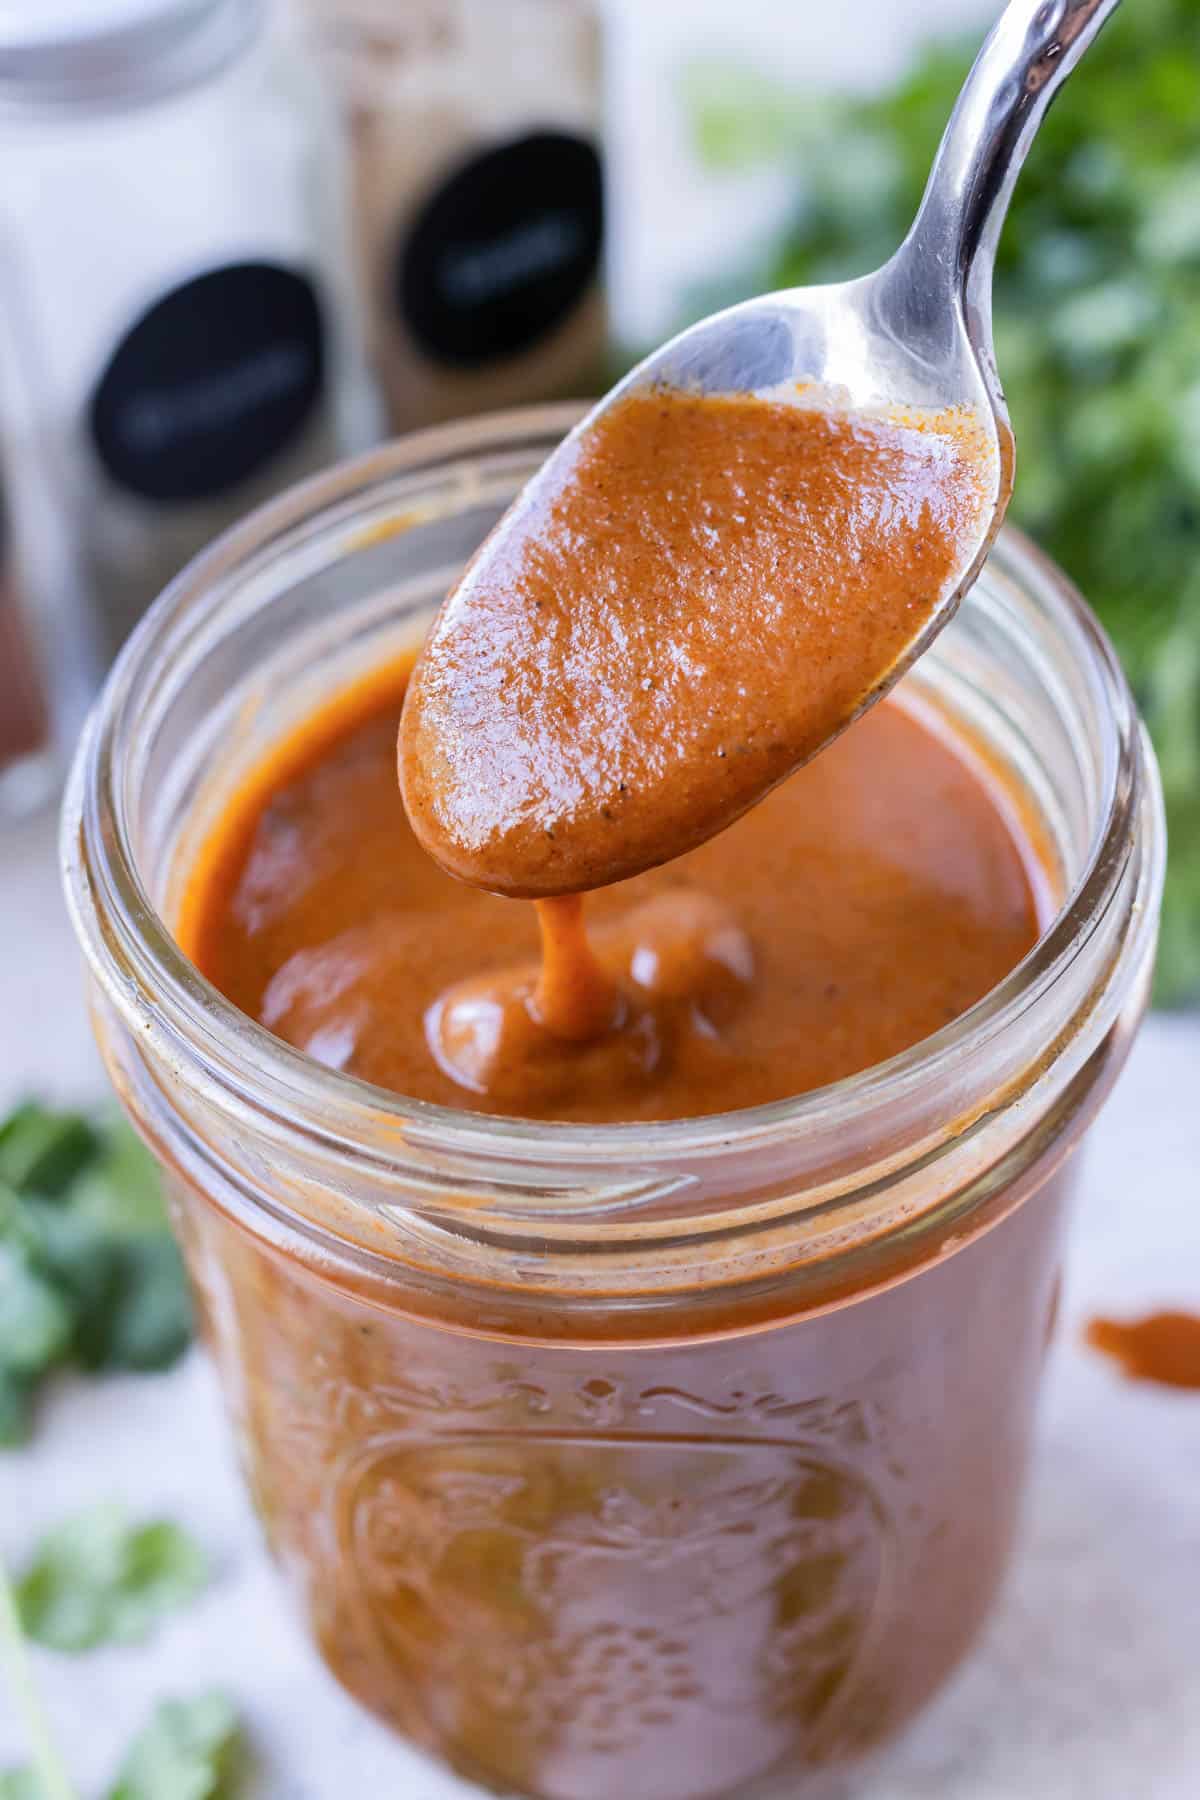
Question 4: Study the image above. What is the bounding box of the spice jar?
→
[0,0,377,662]
[297,0,607,433]
[63,409,1164,1799]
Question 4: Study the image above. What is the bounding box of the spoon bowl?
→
[400,0,1123,897]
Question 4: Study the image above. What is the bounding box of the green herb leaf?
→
[107,1693,240,1800]
[16,1506,208,1653]
[0,1557,77,1800]
[0,1106,192,1441]
[67,1120,171,1239]
[0,1245,73,1379]
[0,1372,34,1448]
[33,1207,192,1375]
[0,1108,97,1200]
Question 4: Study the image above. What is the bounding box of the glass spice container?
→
[297,0,608,433]
[0,0,378,662]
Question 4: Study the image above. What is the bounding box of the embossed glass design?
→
[62,406,1164,1800]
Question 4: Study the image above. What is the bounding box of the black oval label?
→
[396,131,603,368]
[89,263,325,503]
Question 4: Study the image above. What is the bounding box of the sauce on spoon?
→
[399,386,992,897]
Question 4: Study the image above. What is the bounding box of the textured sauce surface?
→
[399,387,991,896]
[181,659,1041,1124]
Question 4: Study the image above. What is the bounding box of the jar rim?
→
[61,402,1164,1230]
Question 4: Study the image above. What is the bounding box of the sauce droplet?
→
[1085,1311,1200,1390]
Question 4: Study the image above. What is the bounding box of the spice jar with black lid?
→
[0,0,377,660]
[297,0,608,433]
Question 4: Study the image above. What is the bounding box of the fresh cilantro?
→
[0,1110,97,1200]
[66,1123,173,1240]
[0,1560,76,1800]
[0,1236,73,1445]
[0,1106,192,1443]
[687,0,1200,1002]
[16,1506,208,1654]
[0,1246,74,1378]
[107,1693,240,1800]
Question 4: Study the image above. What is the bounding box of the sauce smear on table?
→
[1086,1312,1200,1389]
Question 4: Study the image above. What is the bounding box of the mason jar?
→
[0,0,377,663]
[62,406,1164,1800]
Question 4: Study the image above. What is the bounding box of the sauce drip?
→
[399,387,991,897]
[1086,1311,1200,1389]
[532,895,620,1041]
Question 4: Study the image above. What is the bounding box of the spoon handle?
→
[892,0,1122,338]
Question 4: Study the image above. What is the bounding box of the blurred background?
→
[0,1,1197,1794]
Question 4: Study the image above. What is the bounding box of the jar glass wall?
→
[62,406,1164,1800]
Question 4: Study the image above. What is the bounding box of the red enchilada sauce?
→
[173,392,1061,1798]
[181,662,1040,1121]
[187,388,1012,1117]
[399,387,992,897]
[1087,1312,1200,1389]
[177,657,1052,1794]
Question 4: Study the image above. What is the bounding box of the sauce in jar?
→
[168,388,1059,1796]
[181,658,1040,1121]
[175,644,1055,1795]
[64,405,1161,1800]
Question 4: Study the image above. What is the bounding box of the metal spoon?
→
[615,0,1120,585]
[402,0,1122,895]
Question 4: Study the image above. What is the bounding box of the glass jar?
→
[0,0,378,664]
[62,406,1164,1800]
[295,0,607,434]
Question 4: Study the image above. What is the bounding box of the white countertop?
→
[1,804,1198,1796]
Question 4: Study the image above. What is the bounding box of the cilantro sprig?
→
[108,1693,240,1800]
[0,1691,240,1800]
[0,1105,192,1443]
[15,1506,208,1655]
[0,1515,236,1798]
[0,1559,73,1800]
[0,1107,238,1794]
